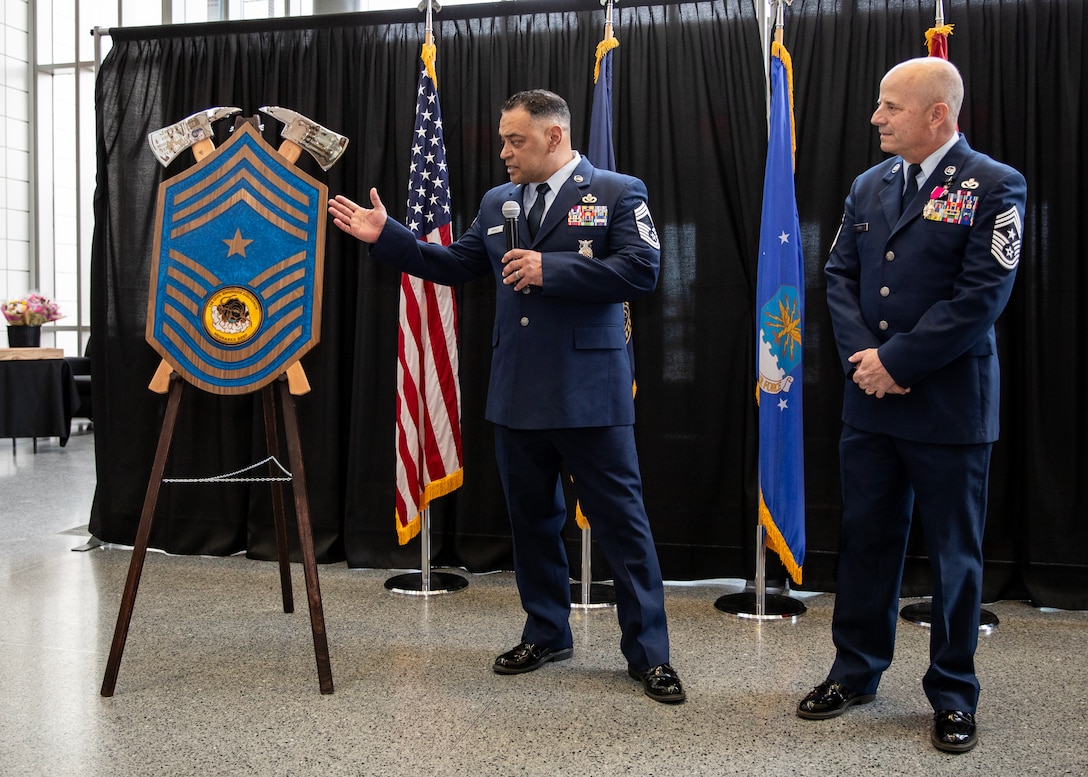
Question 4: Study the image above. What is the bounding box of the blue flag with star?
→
[755,41,805,584]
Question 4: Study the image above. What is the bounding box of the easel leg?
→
[262,385,295,614]
[278,378,334,694]
[101,377,185,697]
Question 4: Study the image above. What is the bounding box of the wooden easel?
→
[100,365,333,696]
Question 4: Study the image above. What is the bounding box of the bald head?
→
[871,57,963,162]
[884,57,964,124]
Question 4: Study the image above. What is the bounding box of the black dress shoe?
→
[628,663,686,704]
[796,679,875,719]
[932,710,977,753]
[493,642,573,675]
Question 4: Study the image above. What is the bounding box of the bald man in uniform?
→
[796,58,1026,753]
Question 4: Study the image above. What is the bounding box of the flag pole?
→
[715,0,804,621]
[384,0,467,598]
[571,0,620,611]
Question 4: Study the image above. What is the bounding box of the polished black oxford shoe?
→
[796,679,876,719]
[628,663,686,704]
[932,710,978,753]
[493,642,573,675]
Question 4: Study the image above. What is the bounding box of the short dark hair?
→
[501,90,571,128]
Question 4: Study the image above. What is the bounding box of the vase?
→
[6,325,42,347]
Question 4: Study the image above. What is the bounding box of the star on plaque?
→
[223,228,254,258]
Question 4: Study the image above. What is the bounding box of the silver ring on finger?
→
[516,269,521,280]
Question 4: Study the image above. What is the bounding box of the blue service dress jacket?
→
[369,156,661,430]
[825,134,1027,444]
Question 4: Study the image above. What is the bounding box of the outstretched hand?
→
[328,188,388,244]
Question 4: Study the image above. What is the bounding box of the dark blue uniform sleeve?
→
[369,214,493,286]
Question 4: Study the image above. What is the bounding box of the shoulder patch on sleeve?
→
[991,206,1022,270]
[634,202,660,249]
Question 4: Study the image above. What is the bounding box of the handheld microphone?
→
[502,200,521,252]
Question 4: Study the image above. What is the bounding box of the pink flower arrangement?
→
[3,293,64,326]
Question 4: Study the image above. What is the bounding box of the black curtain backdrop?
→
[89,0,1088,609]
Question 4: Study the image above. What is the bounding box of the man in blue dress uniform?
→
[796,58,1026,751]
[329,90,683,703]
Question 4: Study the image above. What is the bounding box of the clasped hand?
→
[849,348,910,398]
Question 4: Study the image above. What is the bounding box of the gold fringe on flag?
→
[770,40,797,170]
[396,468,464,545]
[422,41,438,87]
[925,23,954,55]
[759,489,802,584]
[593,36,619,84]
[574,500,590,531]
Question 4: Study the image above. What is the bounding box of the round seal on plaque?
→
[203,286,263,346]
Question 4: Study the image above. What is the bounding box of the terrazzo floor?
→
[1,429,1085,776]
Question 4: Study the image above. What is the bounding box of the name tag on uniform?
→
[487,225,504,235]
[852,223,868,233]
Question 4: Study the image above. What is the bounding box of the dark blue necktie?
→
[527,183,549,240]
[901,163,922,213]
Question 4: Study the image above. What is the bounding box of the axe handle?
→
[192,138,217,162]
[148,359,174,394]
[278,140,303,165]
[286,361,311,395]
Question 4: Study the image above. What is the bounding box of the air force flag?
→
[755,41,806,584]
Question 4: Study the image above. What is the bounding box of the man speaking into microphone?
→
[328,89,683,703]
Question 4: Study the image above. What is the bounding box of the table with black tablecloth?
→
[0,353,81,448]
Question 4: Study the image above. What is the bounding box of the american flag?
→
[393,48,463,545]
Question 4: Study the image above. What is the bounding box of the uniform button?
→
[885,251,895,261]
[879,320,889,331]
[520,316,529,327]
[880,286,890,297]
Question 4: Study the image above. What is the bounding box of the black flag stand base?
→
[384,507,469,596]
[899,600,1000,634]
[714,525,806,620]
[715,590,807,620]
[570,526,616,610]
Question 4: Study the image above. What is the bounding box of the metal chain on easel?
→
[162,456,292,483]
